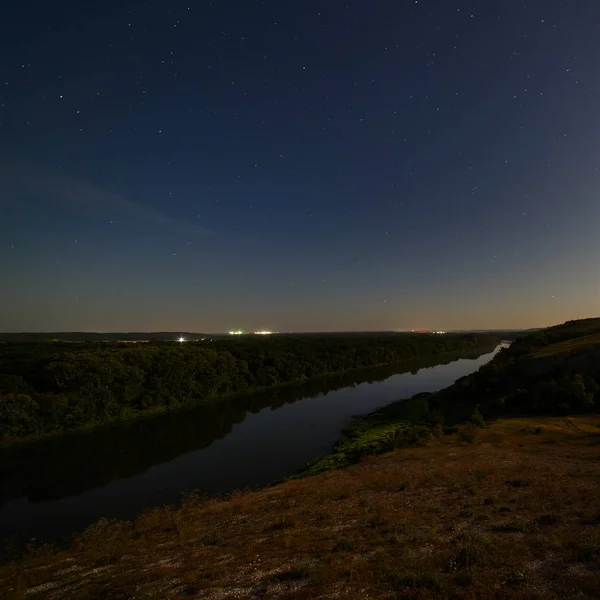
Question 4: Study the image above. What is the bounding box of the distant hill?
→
[0,329,532,343]
[0,332,215,343]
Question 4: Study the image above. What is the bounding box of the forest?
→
[0,333,499,443]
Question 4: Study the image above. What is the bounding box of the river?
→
[0,344,504,545]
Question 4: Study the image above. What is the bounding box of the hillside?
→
[2,417,600,599]
[297,318,600,477]
[2,318,600,599]
[428,317,600,425]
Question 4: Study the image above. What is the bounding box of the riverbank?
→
[2,415,600,599]
[3,320,600,597]
[0,345,502,546]
[0,334,499,447]
[0,342,500,452]
[299,318,600,479]
[296,391,437,477]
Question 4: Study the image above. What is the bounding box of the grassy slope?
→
[2,416,600,599]
[532,332,600,358]
[3,320,600,599]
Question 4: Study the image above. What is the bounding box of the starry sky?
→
[1,0,599,333]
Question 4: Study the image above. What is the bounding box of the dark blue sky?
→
[1,0,599,332]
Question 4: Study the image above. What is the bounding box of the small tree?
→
[470,405,486,428]
[458,423,477,443]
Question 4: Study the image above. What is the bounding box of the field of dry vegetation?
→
[2,415,600,599]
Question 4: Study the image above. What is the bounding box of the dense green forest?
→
[0,333,499,442]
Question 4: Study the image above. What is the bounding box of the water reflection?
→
[0,345,498,543]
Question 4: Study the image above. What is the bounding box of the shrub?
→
[0,394,41,439]
[264,518,294,531]
[572,536,600,562]
[490,522,525,533]
[332,538,354,552]
[458,423,477,443]
[453,571,474,586]
[272,562,314,581]
[470,406,486,428]
[582,513,600,525]
[424,410,445,427]
[0,374,29,393]
[432,423,444,438]
[388,571,444,592]
[505,479,529,488]
[449,547,478,571]
[535,513,561,526]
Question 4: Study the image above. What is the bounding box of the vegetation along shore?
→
[2,319,600,598]
[0,333,498,445]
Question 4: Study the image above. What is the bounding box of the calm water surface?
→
[0,345,504,543]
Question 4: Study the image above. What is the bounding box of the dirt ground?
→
[2,416,600,599]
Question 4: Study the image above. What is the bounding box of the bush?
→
[470,406,485,428]
[0,394,41,439]
[264,518,294,531]
[0,374,29,393]
[449,547,478,570]
[332,538,354,552]
[424,410,445,427]
[272,562,314,581]
[443,426,459,435]
[573,536,600,562]
[490,522,525,533]
[505,479,529,488]
[458,423,477,443]
[388,571,444,592]
[535,513,561,526]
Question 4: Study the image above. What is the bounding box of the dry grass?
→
[2,416,600,599]
[532,332,600,358]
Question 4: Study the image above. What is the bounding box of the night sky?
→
[1,1,599,333]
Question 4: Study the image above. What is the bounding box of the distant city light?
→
[178,337,186,342]
[254,330,274,335]
[229,330,244,335]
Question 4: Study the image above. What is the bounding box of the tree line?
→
[0,334,499,442]
[0,344,495,509]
